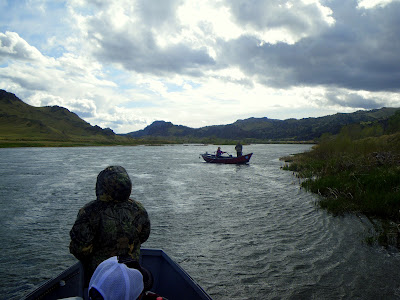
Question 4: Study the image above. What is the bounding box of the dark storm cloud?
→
[219,0,400,92]
[84,0,214,76]
[325,90,382,109]
[228,0,330,36]
[90,27,215,76]
[79,0,400,95]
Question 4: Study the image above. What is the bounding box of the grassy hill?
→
[0,90,129,147]
[2,88,400,147]
[126,108,400,142]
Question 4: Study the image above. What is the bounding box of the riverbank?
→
[281,131,400,247]
[0,137,182,148]
[0,138,314,148]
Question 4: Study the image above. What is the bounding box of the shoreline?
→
[0,139,315,148]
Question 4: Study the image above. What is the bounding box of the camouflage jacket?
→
[70,198,150,276]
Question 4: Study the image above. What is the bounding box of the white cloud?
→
[0,31,45,62]
[177,1,243,41]
[357,0,400,9]
[1,0,400,134]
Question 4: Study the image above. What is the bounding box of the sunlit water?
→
[1,144,400,300]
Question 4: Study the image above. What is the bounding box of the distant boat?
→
[201,153,253,164]
[22,248,212,300]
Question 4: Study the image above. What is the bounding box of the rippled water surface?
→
[1,144,400,300]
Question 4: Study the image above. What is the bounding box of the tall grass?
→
[281,125,400,247]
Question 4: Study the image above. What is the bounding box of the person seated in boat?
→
[89,256,144,300]
[69,166,151,286]
[216,147,225,157]
[89,256,165,300]
[235,141,243,157]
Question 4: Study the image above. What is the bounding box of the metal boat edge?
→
[22,248,213,300]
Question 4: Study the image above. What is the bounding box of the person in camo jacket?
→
[69,166,151,284]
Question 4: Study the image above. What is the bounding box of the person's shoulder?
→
[82,199,97,207]
[78,200,104,216]
[128,198,147,210]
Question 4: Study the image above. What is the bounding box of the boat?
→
[22,248,212,300]
[201,152,253,164]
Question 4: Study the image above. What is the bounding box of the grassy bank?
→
[281,130,400,247]
[0,136,315,148]
[0,136,190,148]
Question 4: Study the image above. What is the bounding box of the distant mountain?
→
[0,89,116,142]
[127,121,195,137]
[2,89,399,145]
[126,108,400,141]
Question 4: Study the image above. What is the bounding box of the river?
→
[1,144,400,299]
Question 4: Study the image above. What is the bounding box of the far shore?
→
[0,139,315,148]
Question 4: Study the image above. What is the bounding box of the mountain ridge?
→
[0,89,116,143]
[125,107,400,141]
[1,89,400,144]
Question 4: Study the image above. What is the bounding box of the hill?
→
[0,89,122,146]
[2,89,400,146]
[126,108,400,142]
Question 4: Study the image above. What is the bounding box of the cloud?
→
[26,92,96,118]
[227,0,335,43]
[92,32,215,76]
[1,0,400,133]
[52,0,400,94]
[135,0,184,28]
[218,0,400,92]
[357,0,400,8]
[72,1,215,76]
[0,31,44,62]
[85,105,151,133]
[325,90,382,109]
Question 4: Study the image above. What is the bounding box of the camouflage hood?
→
[96,166,132,202]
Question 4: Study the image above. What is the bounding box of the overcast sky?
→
[1,0,400,133]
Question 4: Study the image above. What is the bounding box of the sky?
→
[1,0,400,134]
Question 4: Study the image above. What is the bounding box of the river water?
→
[1,144,400,300]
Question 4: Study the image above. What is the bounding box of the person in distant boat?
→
[69,166,151,286]
[235,142,243,157]
[216,147,225,157]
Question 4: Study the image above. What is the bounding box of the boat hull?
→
[201,153,252,164]
[22,248,212,300]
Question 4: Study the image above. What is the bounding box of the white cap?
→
[89,256,144,300]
